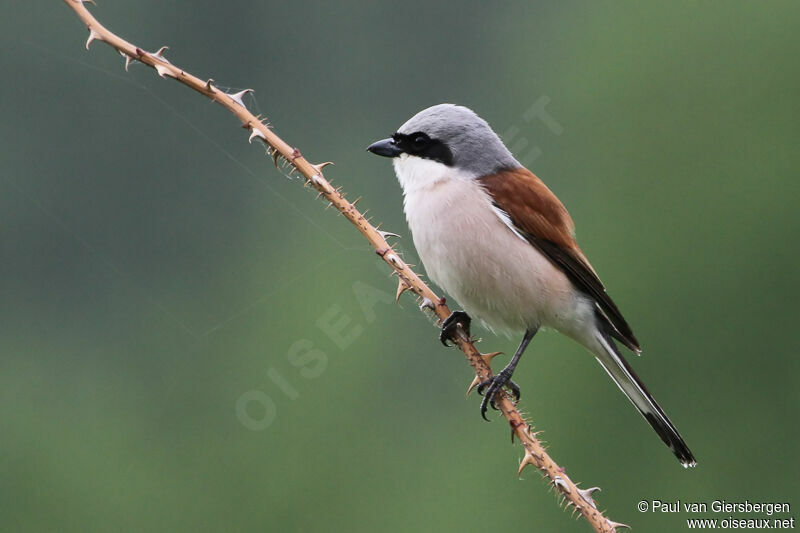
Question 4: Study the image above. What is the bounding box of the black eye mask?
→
[392,131,454,166]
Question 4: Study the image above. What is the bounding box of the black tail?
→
[593,331,696,467]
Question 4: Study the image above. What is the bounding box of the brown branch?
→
[62,1,628,530]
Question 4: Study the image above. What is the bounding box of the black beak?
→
[366,138,404,158]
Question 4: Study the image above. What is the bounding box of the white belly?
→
[402,175,595,338]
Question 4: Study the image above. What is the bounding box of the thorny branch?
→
[62,1,629,531]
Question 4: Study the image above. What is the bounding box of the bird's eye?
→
[411,134,429,150]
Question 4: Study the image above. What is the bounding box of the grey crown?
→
[397,104,521,177]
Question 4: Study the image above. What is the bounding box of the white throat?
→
[392,154,469,196]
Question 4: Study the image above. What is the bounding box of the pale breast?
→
[402,177,590,337]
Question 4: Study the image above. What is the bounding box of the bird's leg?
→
[477,327,538,420]
[439,310,472,346]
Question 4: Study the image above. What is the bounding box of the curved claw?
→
[477,372,521,420]
[506,380,521,402]
[439,310,471,346]
[480,396,492,421]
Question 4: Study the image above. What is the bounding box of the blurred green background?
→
[2,1,799,531]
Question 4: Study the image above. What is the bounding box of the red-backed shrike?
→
[368,104,695,467]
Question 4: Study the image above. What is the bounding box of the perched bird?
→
[367,104,696,467]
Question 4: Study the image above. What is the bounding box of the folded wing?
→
[478,167,641,352]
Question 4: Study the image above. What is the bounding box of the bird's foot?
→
[439,310,471,346]
[477,369,520,420]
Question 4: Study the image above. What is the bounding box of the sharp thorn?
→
[480,351,503,365]
[525,424,543,440]
[419,297,434,311]
[310,174,329,192]
[378,230,400,239]
[517,451,536,477]
[153,46,170,61]
[229,89,253,108]
[248,128,266,143]
[205,78,216,93]
[154,64,173,79]
[118,51,135,71]
[609,521,631,531]
[577,487,601,509]
[553,476,570,494]
[313,161,335,172]
[395,280,411,302]
[85,28,101,50]
[466,376,481,397]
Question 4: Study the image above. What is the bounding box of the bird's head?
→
[367,104,519,192]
